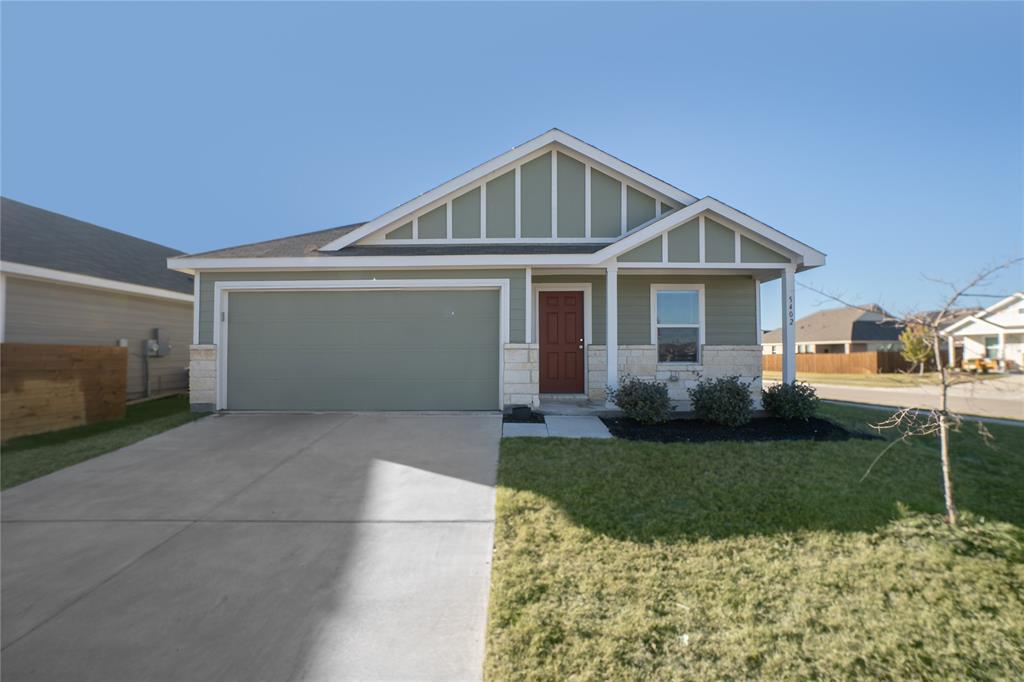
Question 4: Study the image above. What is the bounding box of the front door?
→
[539,291,585,393]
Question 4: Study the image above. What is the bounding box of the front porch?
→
[503,264,796,410]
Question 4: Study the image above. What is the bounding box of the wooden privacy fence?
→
[1,343,128,440]
[762,351,912,374]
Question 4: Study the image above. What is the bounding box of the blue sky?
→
[3,1,1021,329]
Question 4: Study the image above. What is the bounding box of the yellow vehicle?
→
[962,357,999,373]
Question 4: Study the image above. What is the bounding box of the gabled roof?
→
[941,292,1024,334]
[1,197,194,295]
[183,223,365,259]
[763,305,902,344]
[317,128,700,251]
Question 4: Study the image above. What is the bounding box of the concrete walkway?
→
[2,413,500,682]
[502,415,612,439]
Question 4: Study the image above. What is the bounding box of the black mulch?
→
[602,416,877,443]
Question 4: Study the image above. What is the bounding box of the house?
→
[941,292,1024,371]
[1,197,194,399]
[762,305,902,355]
[168,129,825,412]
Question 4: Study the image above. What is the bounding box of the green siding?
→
[418,204,447,239]
[740,235,789,263]
[227,290,498,410]
[485,170,516,238]
[532,274,756,348]
[556,153,586,238]
[452,188,481,238]
[618,275,756,346]
[520,153,552,238]
[590,168,621,238]
[618,237,663,263]
[705,218,735,263]
[660,202,674,215]
[667,219,700,262]
[199,269,527,344]
[626,187,656,230]
[385,221,413,240]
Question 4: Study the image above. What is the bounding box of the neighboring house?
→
[169,129,825,412]
[762,305,902,355]
[1,198,194,399]
[941,292,1024,370]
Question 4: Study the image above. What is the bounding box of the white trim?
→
[212,278,511,411]
[698,215,706,264]
[0,260,194,303]
[192,272,201,345]
[532,282,593,397]
[514,165,522,239]
[413,216,419,240]
[941,292,1024,335]
[550,151,558,238]
[734,231,741,263]
[661,233,669,264]
[318,129,699,251]
[524,267,533,343]
[584,165,592,238]
[360,237,619,245]
[480,183,487,238]
[620,182,627,235]
[445,200,453,240]
[650,283,705,366]
[605,265,619,404]
[781,265,796,383]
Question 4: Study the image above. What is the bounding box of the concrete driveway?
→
[1,412,500,682]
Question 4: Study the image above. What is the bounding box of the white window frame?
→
[650,283,705,366]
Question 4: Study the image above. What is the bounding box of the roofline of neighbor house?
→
[0,260,194,303]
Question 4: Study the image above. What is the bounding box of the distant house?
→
[762,305,902,355]
[941,292,1024,370]
[1,198,194,399]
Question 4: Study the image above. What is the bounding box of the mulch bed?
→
[602,416,875,443]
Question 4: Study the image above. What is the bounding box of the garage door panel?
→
[226,290,499,410]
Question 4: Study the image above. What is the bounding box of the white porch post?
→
[781,265,796,384]
[998,332,1006,369]
[947,335,955,368]
[606,264,619,405]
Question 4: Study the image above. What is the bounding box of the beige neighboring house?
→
[168,129,826,412]
[941,292,1024,371]
[1,197,194,399]
[762,304,902,355]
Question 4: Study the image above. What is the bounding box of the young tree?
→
[802,257,1022,526]
[899,325,933,374]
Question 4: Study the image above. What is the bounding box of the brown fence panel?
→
[1,343,128,440]
[763,351,912,374]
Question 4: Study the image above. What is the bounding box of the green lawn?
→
[2,395,205,490]
[487,404,1024,680]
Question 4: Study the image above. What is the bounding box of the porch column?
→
[947,335,955,368]
[781,265,796,384]
[606,265,619,404]
[998,332,1006,369]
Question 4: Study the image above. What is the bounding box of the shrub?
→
[687,375,752,426]
[607,375,674,424]
[762,381,820,421]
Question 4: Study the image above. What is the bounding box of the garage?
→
[223,288,501,410]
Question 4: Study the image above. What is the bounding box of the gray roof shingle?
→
[2,197,194,294]
[763,305,903,344]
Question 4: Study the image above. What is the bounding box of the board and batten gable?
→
[197,269,527,345]
[616,214,793,266]
[366,147,677,244]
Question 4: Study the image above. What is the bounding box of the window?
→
[651,285,703,364]
[985,336,999,359]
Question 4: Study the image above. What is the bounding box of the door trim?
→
[532,283,592,397]
[213,278,510,411]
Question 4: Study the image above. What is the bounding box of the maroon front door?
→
[539,291,585,393]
